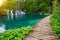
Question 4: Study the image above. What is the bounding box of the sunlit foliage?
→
[0,26,33,40]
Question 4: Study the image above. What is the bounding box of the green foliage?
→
[22,0,51,13]
[5,0,18,10]
[0,9,7,15]
[0,26,33,40]
[0,0,18,15]
[50,15,60,39]
[38,0,51,13]
[0,0,52,14]
[50,1,60,38]
[53,5,60,21]
[22,0,38,13]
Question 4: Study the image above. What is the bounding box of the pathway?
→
[24,16,58,40]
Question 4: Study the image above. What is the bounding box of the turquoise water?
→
[0,14,47,33]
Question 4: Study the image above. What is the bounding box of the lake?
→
[0,14,47,33]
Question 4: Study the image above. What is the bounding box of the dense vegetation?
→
[0,0,18,15]
[0,26,33,40]
[50,15,60,39]
[50,0,60,39]
[0,0,51,15]
[22,0,51,13]
[50,5,60,39]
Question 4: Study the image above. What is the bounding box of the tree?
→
[21,0,51,13]
[5,0,18,10]
[0,0,19,15]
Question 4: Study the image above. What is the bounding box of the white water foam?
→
[0,24,6,33]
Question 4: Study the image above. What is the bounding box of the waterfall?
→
[7,10,26,20]
[19,11,25,17]
[15,11,25,15]
[11,10,14,15]
[10,10,14,20]
[15,11,18,16]
[20,11,25,14]
[15,11,25,17]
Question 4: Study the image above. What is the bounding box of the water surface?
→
[0,14,47,33]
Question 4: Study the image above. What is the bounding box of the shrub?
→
[50,15,60,39]
[0,26,33,40]
[53,5,60,21]
[51,5,60,39]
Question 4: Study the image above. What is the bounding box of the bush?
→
[0,26,33,40]
[0,9,7,16]
[50,15,60,39]
[22,0,50,13]
[53,5,60,21]
[51,5,60,39]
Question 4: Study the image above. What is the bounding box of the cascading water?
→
[20,11,25,15]
[15,11,25,15]
[7,10,25,20]
[11,10,14,15]
[10,10,14,19]
[15,11,19,18]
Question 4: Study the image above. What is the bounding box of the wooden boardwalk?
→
[24,16,58,40]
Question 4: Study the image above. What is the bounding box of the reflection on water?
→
[0,14,47,33]
[0,24,6,33]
